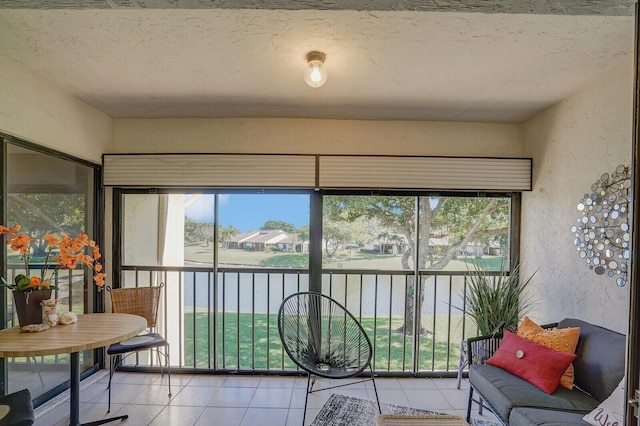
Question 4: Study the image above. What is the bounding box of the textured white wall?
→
[0,54,110,163]
[111,118,523,157]
[521,60,633,334]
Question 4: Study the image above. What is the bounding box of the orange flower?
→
[8,233,35,255]
[28,276,41,287]
[94,272,106,287]
[1,224,106,293]
[54,252,78,269]
[0,225,20,235]
[44,233,61,247]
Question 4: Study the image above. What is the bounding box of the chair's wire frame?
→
[278,291,381,425]
[106,284,171,413]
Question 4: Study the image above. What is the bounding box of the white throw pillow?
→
[583,378,625,426]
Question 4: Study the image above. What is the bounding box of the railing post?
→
[412,197,421,374]
[309,191,323,292]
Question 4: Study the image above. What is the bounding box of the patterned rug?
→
[310,394,500,426]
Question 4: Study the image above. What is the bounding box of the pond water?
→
[180,271,467,317]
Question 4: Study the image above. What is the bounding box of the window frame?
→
[0,133,103,405]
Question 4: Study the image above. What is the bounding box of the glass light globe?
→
[304,52,327,88]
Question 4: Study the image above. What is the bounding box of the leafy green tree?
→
[323,220,352,257]
[377,231,391,253]
[184,220,239,249]
[296,225,309,243]
[261,220,295,233]
[184,218,213,244]
[219,225,240,248]
[346,217,372,248]
[324,195,509,333]
[7,193,86,257]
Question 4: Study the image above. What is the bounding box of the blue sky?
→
[185,194,310,232]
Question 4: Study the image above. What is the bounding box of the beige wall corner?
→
[111,117,524,158]
[0,54,111,164]
[522,59,633,334]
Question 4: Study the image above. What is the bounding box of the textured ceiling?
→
[1,0,635,15]
[0,5,635,122]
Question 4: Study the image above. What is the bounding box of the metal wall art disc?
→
[572,164,631,286]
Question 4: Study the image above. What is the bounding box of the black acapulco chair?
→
[278,291,381,425]
[106,284,171,414]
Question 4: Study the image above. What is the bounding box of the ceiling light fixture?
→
[304,51,327,88]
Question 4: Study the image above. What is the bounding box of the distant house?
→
[361,234,408,254]
[228,229,300,252]
[363,241,408,255]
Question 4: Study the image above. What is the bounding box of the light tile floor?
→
[33,371,499,426]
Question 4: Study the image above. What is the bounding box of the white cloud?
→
[218,194,230,205]
[185,195,215,222]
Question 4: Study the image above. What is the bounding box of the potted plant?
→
[457,260,536,370]
[463,260,535,337]
[0,225,105,327]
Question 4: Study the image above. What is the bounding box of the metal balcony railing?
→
[117,266,487,376]
[3,265,492,377]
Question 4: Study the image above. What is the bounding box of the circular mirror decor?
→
[572,164,631,286]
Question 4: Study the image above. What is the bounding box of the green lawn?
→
[183,312,473,372]
[182,245,493,372]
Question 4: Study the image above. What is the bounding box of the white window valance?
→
[319,156,531,191]
[103,154,317,188]
[103,154,531,191]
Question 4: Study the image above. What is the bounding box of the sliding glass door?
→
[118,191,311,370]
[2,139,101,404]
[321,194,512,372]
[116,189,515,375]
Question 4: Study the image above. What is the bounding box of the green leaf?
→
[462,260,536,336]
[16,276,31,290]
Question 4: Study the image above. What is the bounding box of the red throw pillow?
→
[517,316,580,390]
[486,331,577,394]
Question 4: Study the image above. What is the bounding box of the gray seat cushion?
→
[509,407,590,426]
[558,318,625,402]
[470,364,598,421]
[107,332,168,355]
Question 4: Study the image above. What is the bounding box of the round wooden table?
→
[0,313,147,426]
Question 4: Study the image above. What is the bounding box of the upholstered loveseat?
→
[466,318,625,426]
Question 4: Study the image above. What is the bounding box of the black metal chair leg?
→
[82,414,129,426]
[370,367,381,414]
[155,345,172,397]
[466,387,473,422]
[302,374,312,426]
[167,345,172,396]
[107,355,116,413]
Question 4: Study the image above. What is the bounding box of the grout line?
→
[35,373,495,425]
[34,370,110,420]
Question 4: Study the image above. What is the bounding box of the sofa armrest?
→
[466,322,559,364]
[467,334,502,365]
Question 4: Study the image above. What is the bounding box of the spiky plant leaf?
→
[463,260,535,336]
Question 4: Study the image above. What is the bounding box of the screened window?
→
[322,195,511,272]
